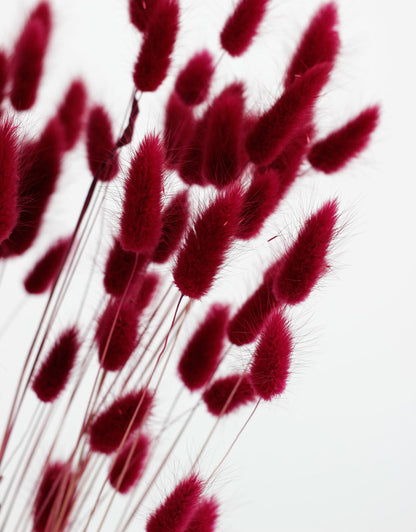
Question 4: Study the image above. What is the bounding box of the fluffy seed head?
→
[273,200,338,304]
[130,271,159,313]
[173,186,242,299]
[236,168,280,240]
[89,389,153,454]
[178,303,229,391]
[175,50,214,106]
[220,0,269,57]
[10,2,51,111]
[109,434,149,493]
[0,118,19,244]
[95,299,139,372]
[153,190,190,264]
[103,238,148,297]
[250,309,292,400]
[268,126,314,198]
[284,2,340,88]
[308,106,380,173]
[163,92,195,168]
[32,327,80,403]
[24,236,70,294]
[0,51,8,105]
[203,374,256,416]
[246,62,332,166]
[57,79,87,150]
[203,83,245,188]
[146,474,203,532]
[120,134,165,253]
[177,114,209,187]
[184,497,219,532]
[133,0,179,92]
[86,105,119,181]
[227,267,278,346]
[33,461,74,532]
[129,0,160,32]
[0,118,64,257]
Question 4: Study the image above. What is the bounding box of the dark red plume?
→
[203,374,256,416]
[220,0,269,57]
[10,2,52,111]
[273,200,338,304]
[0,119,19,244]
[95,299,139,372]
[284,2,340,88]
[24,236,70,294]
[119,133,164,254]
[33,461,74,532]
[163,92,195,168]
[236,168,280,240]
[57,79,87,151]
[177,114,209,187]
[129,0,160,32]
[245,62,332,166]
[109,434,149,493]
[184,497,219,532]
[173,187,242,299]
[146,475,203,532]
[250,309,292,400]
[153,190,190,264]
[0,118,64,257]
[32,327,80,403]
[89,389,153,454]
[86,105,119,181]
[308,106,380,173]
[175,50,214,106]
[133,0,179,92]
[178,303,229,391]
[202,83,245,188]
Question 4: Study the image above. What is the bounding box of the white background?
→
[0,0,415,531]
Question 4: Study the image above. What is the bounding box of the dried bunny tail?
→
[246,62,332,166]
[227,261,280,346]
[236,168,280,240]
[273,199,339,305]
[146,474,203,532]
[133,0,180,92]
[86,105,119,181]
[120,133,165,254]
[103,238,148,297]
[153,190,190,264]
[95,299,139,372]
[178,303,230,391]
[0,118,19,244]
[89,389,153,454]
[108,434,150,494]
[175,50,214,106]
[308,105,380,173]
[57,79,87,151]
[249,308,292,400]
[203,374,256,416]
[10,2,52,111]
[0,118,64,258]
[163,91,196,168]
[32,326,80,403]
[32,461,75,532]
[284,2,340,88]
[0,51,8,105]
[184,497,219,532]
[173,185,242,299]
[267,125,314,198]
[177,114,209,187]
[24,236,71,294]
[131,271,160,313]
[202,82,245,188]
[220,0,270,57]
[129,0,160,32]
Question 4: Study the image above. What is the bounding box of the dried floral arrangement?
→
[0,0,379,530]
